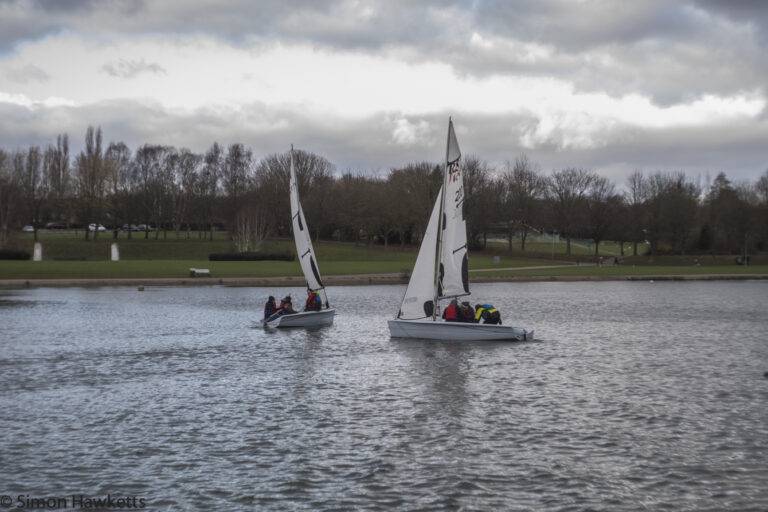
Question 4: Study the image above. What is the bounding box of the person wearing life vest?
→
[304,289,322,311]
[474,303,502,324]
[278,295,296,315]
[442,299,460,322]
[459,301,475,323]
[264,295,277,319]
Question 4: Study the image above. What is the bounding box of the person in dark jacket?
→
[264,296,277,319]
[459,301,475,323]
[442,299,460,322]
[474,303,502,324]
[304,289,322,311]
[279,296,296,315]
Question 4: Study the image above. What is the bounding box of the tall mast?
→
[432,117,452,321]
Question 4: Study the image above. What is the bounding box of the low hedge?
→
[209,252,295,262]
[0,249,31,260]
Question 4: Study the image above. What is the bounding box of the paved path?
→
[1,271,766,289]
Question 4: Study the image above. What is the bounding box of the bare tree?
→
[584,175,619,257]
[625,170,646,256]
[385,162,442,246]
[232,204,269,252]
[463,155,496,249]
[46,134,71,227]
[201,142,223,239]
[546,167,594,255]
[0,149,21,246]
[75,126,106,240]
[501,154,545,252]
[20,146,48,242]
[173,149,202,239]
[104,141,132,239]
[643,171,700,255]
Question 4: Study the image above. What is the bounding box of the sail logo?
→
[448,162,461,183]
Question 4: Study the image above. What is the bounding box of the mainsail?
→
[437,119,469,299]
[290,146,328,306]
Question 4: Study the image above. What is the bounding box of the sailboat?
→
[388,119,534,341]
[264,146,335,328]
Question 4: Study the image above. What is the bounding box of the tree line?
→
[1,126,767,258]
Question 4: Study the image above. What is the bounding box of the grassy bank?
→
[2,231,766,280]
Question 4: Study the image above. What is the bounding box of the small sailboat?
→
[264,146,335,328]
[388,119,533,341]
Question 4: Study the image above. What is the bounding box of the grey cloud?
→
[1,99,766,183]
[102,58,166,78]
[3,0,766,104]
[6,63,49,83]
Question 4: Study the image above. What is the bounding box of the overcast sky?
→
[1,0,767,184]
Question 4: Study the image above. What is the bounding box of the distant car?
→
[22,225,34,232]
[121,224,141,231]
[88,223,106,232]
[45,222,65,229]
[136,224,156,231]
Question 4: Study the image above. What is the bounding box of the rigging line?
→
[452,244,467,254]
[301,249,311,258]
[438,292,471,300]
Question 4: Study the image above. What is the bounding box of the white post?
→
[33,242,42,262]
[111,243,119,261]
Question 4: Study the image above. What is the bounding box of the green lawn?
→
[2,231,766,280]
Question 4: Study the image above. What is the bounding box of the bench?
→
[189,268,212,277]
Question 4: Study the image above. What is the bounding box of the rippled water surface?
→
[1,281,767,511]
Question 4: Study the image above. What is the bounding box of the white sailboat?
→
[388,119,534,341]
[265,146,335,328]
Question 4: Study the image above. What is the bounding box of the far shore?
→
[2,272,767,290]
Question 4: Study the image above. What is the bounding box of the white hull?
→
[388,318,533,341]
[265,308,335,328]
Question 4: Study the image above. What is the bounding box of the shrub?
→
[208,252,295,262]
[0,249,31,260]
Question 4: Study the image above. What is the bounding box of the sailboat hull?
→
[265,308,335,328]
[388,319,533,341]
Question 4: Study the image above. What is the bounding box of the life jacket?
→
[443,304,459,321]
[306,292,322,311]
[475,304,499,322]
[264,301,276,318]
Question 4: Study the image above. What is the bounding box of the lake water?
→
[1,281,767,511]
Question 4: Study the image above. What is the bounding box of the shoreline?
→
[1,273,767,289]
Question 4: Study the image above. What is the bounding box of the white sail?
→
[397,187,443,320]
[290,147,328,306]
[437,119,469,299]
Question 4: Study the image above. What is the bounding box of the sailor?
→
[264,295,277,319]
[279,295,297,315]
[442,299,460,322]
[304,289,322,311]
[474,303,502,325]
[459,301,475,323]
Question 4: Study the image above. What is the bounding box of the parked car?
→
[121,224,141,231]
[88,223,106,232]
[22,225,34,232]
[45,222,65,229]
[136,224,156,231]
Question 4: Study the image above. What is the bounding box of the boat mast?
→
[432,117,451,321]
